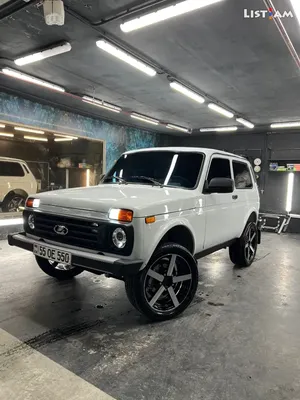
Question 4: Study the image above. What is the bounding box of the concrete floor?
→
[1,233,300,400]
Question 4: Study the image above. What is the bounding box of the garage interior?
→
[1,0,300,399]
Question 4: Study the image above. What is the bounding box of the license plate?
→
[33,243,72,264]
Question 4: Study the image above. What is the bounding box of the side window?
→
[207,157,231,184]
[233,161,253,189]
[0,161,25,177]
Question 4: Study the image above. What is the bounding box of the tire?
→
[229,222,258,267]
[125,243,198,321]
[35,256,84,280]
[2,193,26,212]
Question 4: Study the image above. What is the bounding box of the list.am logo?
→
[244,8,294,19]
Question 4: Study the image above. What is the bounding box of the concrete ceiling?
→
[0,0,300,135]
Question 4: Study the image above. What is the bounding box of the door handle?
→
[232,195,238,200]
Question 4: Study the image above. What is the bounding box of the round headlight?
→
[112,228,126,249]
[28,213,35,230]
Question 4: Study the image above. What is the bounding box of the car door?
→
[0,161,26,195]
[231,159,255,236]
[203,155,236,249]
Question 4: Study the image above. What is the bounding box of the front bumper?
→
[8,232,143,279]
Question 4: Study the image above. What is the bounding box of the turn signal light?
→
[145,216,156,224]
[26,198,34,207]
[109,208,133,222]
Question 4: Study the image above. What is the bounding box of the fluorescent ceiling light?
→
[208,103,234,118]
[290,0,300,25]
[166,123,190,133]
[96,40,156,77]
[82,95,122,113]
[170,81,205,104]
[200,126,238,132]
[120,0,223,32]
[54,138,73,142]
[54,134,78,139]
[0,124,5,128]
[24,136,48,142]
[286,172,294,213]
[14,42,72,66]
[2,68,65,92]
[270,121,300,129]
[236,118,254,129]
[14,126,44,134]
[0,132,14,137]
[131,112,159,125]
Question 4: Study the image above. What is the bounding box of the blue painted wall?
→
[0,92,170,170]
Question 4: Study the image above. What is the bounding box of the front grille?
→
[24,211,134,256]
[34,213,100,250]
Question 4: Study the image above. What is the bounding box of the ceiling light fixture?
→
[170,81,205,104]
[236,118,255,129]
[0,124,5,128]
[0,132,14,138]
[208,103,234,118]
[200,126,238,132]
[166,123,190,133]
[24,136,48,142]
[290,0,300,25]
[96,40,156,77]
[82,95,122,113]
[131,112,159,125]
[14,42,72,66]
[120,0,224,32]
[2,68,65,92]
[14,127,44,134]
[270,121,300,129]
[54,134,78,139]
[54,138,73,142]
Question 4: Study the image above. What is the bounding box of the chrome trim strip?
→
[26,204,108,221]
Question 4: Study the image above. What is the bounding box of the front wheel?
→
[229,222,258,267]
[125,243,198,321]
[2,193,26,212]
[35,256,83,280]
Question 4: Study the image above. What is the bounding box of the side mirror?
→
[207,177,234,193]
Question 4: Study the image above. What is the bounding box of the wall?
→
[0,92,170,170]
[174,131,300,215]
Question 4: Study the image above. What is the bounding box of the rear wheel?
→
[125,243,198,321]
[2,193,26,212]
[229,222,258,267]
[35,256,83,280]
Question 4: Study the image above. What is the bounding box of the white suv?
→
[8,148,260,321]
[0,157,37,212]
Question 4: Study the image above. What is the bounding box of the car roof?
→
[124,147,246,160]
[0,156,27,163]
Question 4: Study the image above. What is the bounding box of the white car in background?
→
[8,148,260,321]
[0,157,37,212]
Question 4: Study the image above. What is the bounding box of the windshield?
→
[103,151,204,189]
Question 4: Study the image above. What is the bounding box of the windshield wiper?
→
[129,176,164,187]
[105,175,127,184]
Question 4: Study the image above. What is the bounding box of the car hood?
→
[34,184,198,217]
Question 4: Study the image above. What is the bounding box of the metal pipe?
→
[0,0,37,21]
[263,0,300,70]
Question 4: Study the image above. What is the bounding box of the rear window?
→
[0,161,25,177]
[233,161,253,189]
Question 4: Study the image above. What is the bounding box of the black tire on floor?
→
[125,243,198,321]
[2,193,26,212]
[35,256,84,280]
[229,221,258,267]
